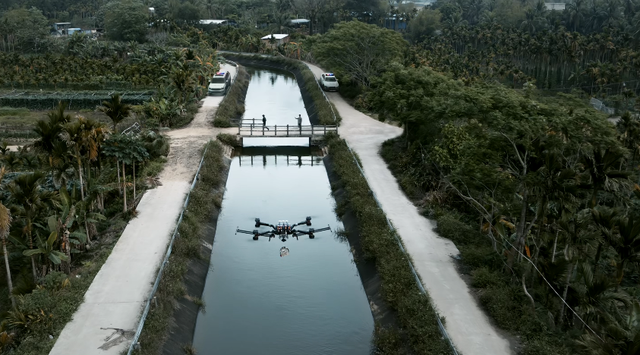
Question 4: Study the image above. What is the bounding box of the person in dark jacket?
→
[262,114,270,130]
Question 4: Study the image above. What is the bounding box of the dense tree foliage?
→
[0,102,171,352]
[0,7,49,52]
[103,0,149,42]
[311,21,408,87]
[371,62,640,354]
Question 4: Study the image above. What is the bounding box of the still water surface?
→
[192,68,373,354]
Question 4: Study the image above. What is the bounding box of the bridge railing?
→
[238,124,337,137]
[238,154,321,167]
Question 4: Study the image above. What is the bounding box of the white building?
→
[199,19,228,25]
[545,3,566,10]
[261,34,290,46]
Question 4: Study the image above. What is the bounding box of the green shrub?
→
[434,211,478,246]
[216,133,239,147]
[477,284,526,331]
[471,267,503,288]
[141,159,165,178]
[212,116,231,127]
[214,65,250,126]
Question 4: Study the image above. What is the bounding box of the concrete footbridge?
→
[237,118,337,145]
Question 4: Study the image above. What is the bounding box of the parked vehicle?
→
[208,71,231,95]
[319,73,339,91]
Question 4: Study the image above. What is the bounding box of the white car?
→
[208,71,230,95]
[319,73,339,91]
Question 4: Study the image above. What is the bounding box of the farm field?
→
[0,107,139,143]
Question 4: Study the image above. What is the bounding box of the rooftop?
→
[261,34,289,40]
[200,19,227,25]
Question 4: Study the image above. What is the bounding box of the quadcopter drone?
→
[235,217,331,242]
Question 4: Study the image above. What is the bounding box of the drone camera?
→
[305,216,312,226]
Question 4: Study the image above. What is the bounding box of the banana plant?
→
[23,230,68,277]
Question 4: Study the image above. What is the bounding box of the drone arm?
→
[236,228,256,235]
[292,216,312,227]
[313,226,331,233]
[236,229,271,236]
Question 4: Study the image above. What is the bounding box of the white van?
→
[208,71,231,95]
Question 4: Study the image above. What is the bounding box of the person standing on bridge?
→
[295,114,302,134]
[262,114,270,131]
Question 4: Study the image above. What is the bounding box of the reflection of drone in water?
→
[235,217,331,242]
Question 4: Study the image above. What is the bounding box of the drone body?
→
[236,217,331,242]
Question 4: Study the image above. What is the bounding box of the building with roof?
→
[261,34,290,47]
[545,3,566,10]
[200,19,228,25]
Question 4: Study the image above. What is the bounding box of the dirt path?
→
[49,65,237,355]
[161,97,237,182]
[306,63,512,355]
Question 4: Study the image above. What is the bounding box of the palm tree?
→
[0,182,14,308]
[62,116,109,202]
[590,206,619,275]
[8,172,54,282]
[581,148,629,208]
[611,214,640,285]
[99,93,131,134]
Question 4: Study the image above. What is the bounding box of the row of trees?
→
[429,0,640,36]
[0,39,209,89]
[415,24,640,100]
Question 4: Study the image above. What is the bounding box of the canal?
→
[191,66,374,354]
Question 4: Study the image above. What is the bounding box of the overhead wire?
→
[501,238,605,342]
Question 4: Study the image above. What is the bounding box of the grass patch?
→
[170,102,200,129]
[221,53,341,126]
[132,141,228,355]
[326,134,451,355]
[213,66,250,127]
[0,107,29,117]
